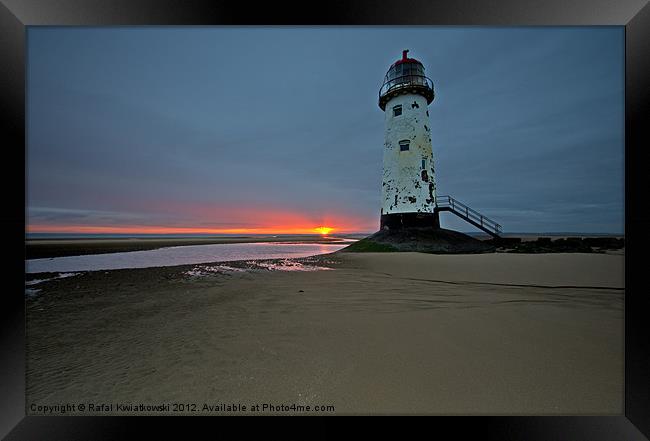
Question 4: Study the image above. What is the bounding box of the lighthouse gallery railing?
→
[379,74,434,99]
[435,195,502,237]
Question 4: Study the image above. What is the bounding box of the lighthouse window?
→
[399,140,410,151]
[421,158,427,169]
[393,105,402,117]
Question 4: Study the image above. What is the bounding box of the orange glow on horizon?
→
[27,206,377,235]
[27,223,367,235]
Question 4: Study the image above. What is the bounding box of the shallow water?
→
[184,259,335,277]
[25,242,351,273]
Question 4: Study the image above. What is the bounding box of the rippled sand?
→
[26,252,623,415]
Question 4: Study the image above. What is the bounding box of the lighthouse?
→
[344,50,502,252]
[379,50,438,230]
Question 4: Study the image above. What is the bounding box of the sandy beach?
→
[25,248,624,415]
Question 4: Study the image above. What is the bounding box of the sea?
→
[25,234,361,274]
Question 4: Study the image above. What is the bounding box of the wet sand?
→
[26,252,623,415]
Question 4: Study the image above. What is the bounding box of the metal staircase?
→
[435,195,502,238]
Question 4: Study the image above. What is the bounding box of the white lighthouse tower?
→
[379,50,438,230]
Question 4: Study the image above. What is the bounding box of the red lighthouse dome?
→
[391,49,422,67]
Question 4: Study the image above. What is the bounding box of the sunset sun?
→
[314,226,333,235]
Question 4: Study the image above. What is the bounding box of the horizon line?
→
[26,231,625,237]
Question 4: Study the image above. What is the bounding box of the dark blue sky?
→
[27,27,624,234]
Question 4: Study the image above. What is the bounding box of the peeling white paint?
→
[381,93,436,215]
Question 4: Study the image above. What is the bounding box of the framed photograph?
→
[2,0,649,438]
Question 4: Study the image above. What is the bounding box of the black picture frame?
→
[2,1,648,438]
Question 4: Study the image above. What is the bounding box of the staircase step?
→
[435,195,502,238]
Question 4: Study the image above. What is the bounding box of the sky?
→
[27,27,624,234]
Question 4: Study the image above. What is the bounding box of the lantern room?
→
[378,50,435,111]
